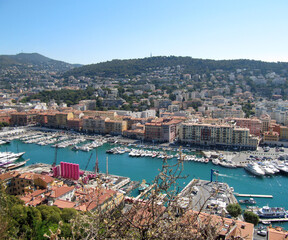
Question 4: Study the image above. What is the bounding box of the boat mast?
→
[106,156,108,176]
[52,136,59,167]
[95,147,99,175]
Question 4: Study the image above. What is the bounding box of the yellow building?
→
[55,112,74,128]
[82,116,108,133]
[280,126,288,140]
[260,114,271,132]
[263,129,279,142]
[83,110,117,120]
[179,122,259,150]
[105,119,128,135]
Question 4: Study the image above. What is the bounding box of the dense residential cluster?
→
[3,97,288,149]
[0,107,268,150]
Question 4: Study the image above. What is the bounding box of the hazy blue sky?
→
[1,0,287,64]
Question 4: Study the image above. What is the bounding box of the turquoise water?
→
[2,140,288,229]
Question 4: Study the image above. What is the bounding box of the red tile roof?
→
[0,171,19,181]
[54,199,75,209]
[50,185,75,198]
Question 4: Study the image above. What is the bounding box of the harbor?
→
[1,129,288,229]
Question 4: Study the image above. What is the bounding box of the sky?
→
[0,0,288,65]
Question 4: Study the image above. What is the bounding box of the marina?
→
[1,129,288,229]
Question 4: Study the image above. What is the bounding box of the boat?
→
[0,151,25,163]
[239,198,256,205]
[219,160,237,168]
[275,163,288,174]
[261,165,275,175]
[244,163,265,176]
[257,227,267,237]
[138,180,149,193]
[256,205,287,218]
[212,158,220,165]
[4,159,29,170]
[106,149,114,154]
[261,220,272,225]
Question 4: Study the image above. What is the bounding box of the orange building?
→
[145,118,182,143]
[263,129,279,142]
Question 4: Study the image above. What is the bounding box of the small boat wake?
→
[217,173,239,180]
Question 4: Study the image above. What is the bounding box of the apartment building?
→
[82,116,107,134]
[55,112,74,129]
[144,119,182,143]
[212,108,245,119]
[10,111,39,126]
[226,117,262,137]
[179,122,259,149]
[105,119,128,135]
[83,110,118,120]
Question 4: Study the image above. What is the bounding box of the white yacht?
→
[245,163,265,176]
[275,163,288,174]
[261,165,275,175]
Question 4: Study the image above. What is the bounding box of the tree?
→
[243,211,259,225]
[226,203,242,218]
[61,208,77,223]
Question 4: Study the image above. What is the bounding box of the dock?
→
[260,218,288,223]
[234,193,273,198]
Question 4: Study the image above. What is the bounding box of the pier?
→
[260,218,288,223]
[234,193,273,198]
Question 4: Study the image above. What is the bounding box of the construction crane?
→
[95,147,99,175]
[84,152,93,171]
[52,143,58,167]
[52,136,59,167]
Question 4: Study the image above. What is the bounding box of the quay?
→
[234,193,273,198]
[176,179,237,213]
[260,218,288,223]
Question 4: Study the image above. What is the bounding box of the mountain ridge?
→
[0,53,82,72]
[62,56,288,78]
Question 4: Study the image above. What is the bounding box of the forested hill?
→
[63,56,288,78]
[0,53,81,72]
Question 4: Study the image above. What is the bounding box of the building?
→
[0,109,16,124]
[82,116,107,134]
[182,211,254,240]
[280,126,288,140]
[67,119,83,131]
[36,112,48,126]
[102,98,125,108]
[144,119,182,143]
[226,117,262,137]
[123,129,145,140]
[179,122,259,150]
[212,108,245,119]
[263,129,279,142]
[48,185,75,202]
[83,110,118,120]
[55,112,74,129]
[46,112,58,128]
[260,114,271,132]
[267,226,288,240]
[10,111,39,126]
[74,187,123,212]
[154,99,172,109]
[7,172,54,195]
[105,119,128,135]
